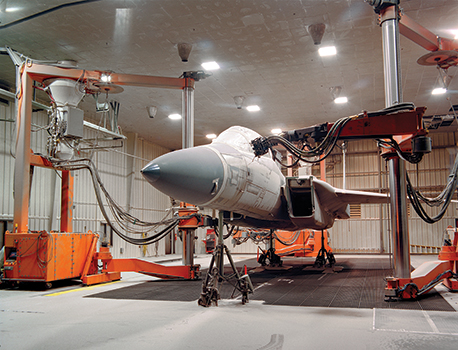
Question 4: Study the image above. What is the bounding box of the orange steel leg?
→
[61,170,74,233]
[385,230,458,299]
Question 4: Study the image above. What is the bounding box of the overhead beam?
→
[380,8,458,52]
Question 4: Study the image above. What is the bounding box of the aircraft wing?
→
[313,179,389,219]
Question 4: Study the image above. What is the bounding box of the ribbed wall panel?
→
[0,102,15,221]
[327,134,457,254]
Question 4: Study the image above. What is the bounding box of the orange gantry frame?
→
[3,63,199,286]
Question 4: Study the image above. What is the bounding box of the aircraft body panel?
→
[141,126,389,232]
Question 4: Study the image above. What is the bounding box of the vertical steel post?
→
[388,157,410,276]
[381,6,403,106]
[182,229,194,266]
[182,79,194,149]
[217,210,224,277]
[381,5,411,278]
[182,78,195,266]
[13,66,32,233]
[342,142,347,189]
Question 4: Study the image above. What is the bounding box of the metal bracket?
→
[366,0,399,14]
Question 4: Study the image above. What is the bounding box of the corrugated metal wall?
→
[1,100,457,257]
[0,102,15,224]
[0,104,181,258]
[326,134,457,254]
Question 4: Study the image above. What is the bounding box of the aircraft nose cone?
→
[141,163,160,183]
[141,147,224,204]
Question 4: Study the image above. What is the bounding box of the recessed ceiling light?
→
[246,105,260,112]
[5,7,21,12]
[318,46,336,57]
[432,88,447,95]
[271,128,282,135]
[168,113,182,120]
[334,96,348,104]
[100,73,112,83]
[206,133,217,139]
[201,61,220,70]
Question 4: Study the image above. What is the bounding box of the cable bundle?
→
[51,158,197,245]
[406,152,458,224]
[251,115,354,167]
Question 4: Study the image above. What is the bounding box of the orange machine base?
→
[3,231,200,287]
[385,229,458,299]
[3,231,98,284]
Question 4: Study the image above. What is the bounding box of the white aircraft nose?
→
[141,147,224,204]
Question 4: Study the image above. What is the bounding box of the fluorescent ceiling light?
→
[206,133,217,139]
[318,46,336,57]
[6,7,21,12]
[246,105,260,112]
[271,128,282,135]
[201,61,220,70]
[450,30,458,39]
[432,88,447,95]
[334,96,348,104]
[168,113,182,120]
[100,73,111,83]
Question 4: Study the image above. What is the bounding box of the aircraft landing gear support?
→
[314,230,335,268]
[198,212,254,307]
[258,230,283,267]
[257,247,283,267]
[198,243,253,307]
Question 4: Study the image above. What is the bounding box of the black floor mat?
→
[86,256,455,311]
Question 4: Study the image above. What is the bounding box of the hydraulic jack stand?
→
[257,229,282,267]
[198,212,254,307]
[314,230,336,268]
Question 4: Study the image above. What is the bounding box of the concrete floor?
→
[1,254,458,350]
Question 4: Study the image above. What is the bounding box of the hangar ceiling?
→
[0,0,457,150]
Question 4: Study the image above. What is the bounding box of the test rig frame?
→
[3,63,201,286]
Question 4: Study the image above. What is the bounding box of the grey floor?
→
[1,254,458,350]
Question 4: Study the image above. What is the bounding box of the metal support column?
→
[216,211,224,278]
[182,78,195,266]
[388,157,410,276]
[182,229,194,266]
[13,66,32,233]
[182,79,194,149]
[380,4,411,278]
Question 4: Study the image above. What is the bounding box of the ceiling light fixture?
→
[307,23,326,45]
[147,106,157,118]
[334,96,348,104]
[177,43,192,62]
[432,88,447,95]
[206,133,217,139]
[168,113,182,120]
[100,72,112,83]
[271,128,282,135]
[330,86,347,103]
[318,46,336,57]
[234,96,245,109]
[246,105,260,112]
[201,61,220,70]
